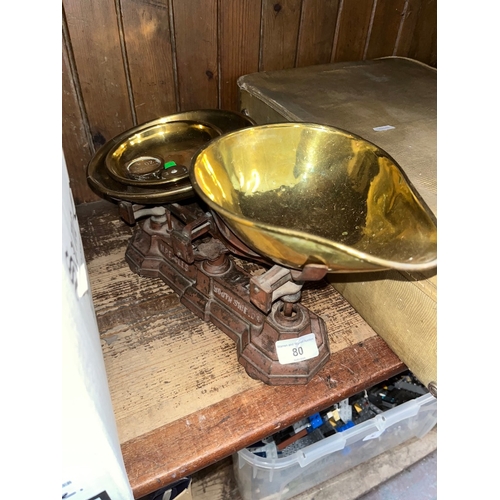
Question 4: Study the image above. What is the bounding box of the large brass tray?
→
[87,110,255,204]
[190,122,437,273]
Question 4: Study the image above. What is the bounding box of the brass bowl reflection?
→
[163,109,256,132]
[105,120,221,187]
[87,109,255,204]
[190,123,437,273]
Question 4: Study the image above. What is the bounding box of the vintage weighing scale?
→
[87,109,437,386]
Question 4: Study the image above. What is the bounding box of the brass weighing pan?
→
[190,122,437,273]
[87,132,192,204]
[87,109,255,204]
[105,120,222,188]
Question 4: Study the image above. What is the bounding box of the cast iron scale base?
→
[119,201,331,385]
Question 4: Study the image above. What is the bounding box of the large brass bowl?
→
[190,123,437,273]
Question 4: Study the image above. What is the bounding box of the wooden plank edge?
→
[122,335,405,498]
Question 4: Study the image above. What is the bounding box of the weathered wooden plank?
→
[122,335,404,498]
[173,0,218,110]
[76,200,405,499]
[62,22,99,204]
[191,457,241,500]
[78,201,384,441]
[121,0,178,123]
[364,0,406,60]
[63,0,134,149]
[331,0,374,63]
[260,0,302,72]
[76,200,128,259]
[295,0,340,68]
[219,0,262,111]
[407,0,436,66]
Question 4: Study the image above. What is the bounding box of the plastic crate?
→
[233,392,437,500]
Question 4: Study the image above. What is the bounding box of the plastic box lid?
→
[234,392,437,500]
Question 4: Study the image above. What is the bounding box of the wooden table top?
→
[77,199,406,499]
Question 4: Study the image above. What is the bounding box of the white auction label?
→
[276,333,319,365]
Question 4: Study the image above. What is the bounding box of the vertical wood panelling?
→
[394,0,421,57]
[295,0,340,67]
[120,0,178,124]
[219,0,262,111]
[63,0,134,150]
[173,0,218,110]
[63,0,437,205]
[364,0,406,60]
[331,0,374,62]
[408,0,437,66]
[62,29,99,203]
[260,0,302,72]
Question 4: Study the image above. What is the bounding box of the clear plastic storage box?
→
[233,392,437,500]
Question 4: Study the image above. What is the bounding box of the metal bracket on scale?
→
[121,201,331,385]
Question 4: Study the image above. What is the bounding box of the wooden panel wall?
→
[62,0,437,204]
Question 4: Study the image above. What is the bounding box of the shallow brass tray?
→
[190,122,437,273]
[87,110,255,204]
[105,120,221,188]
[87,137,192,205]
